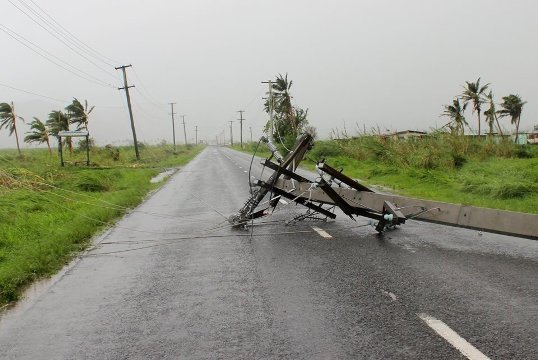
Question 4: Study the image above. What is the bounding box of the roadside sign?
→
[58,130,89,137]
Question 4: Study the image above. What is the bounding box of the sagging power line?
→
[7,0,117,80]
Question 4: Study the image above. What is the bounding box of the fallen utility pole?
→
[230,133,538,240]
[115,64,140,160]
[169,102,176,151]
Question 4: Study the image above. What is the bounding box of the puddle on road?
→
[150,168,177,183]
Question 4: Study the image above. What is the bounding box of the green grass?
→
[233,136,538,214]
[0,144,204,306]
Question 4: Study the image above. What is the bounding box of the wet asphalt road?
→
[0,146,537,359]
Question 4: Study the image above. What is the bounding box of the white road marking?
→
[311,227,332,239]
[243,170,248,173]
[418,313,490,360]
[381,290,397,301]
[279,199,288,205]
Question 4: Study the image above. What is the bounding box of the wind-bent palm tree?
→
[24,117,51,154]
[264,73,296,133]
[46,110,72,154]
[497,94,526,144]
[441,99,468,135]
[461,77,489,137]
[483,91,502,137]
[65,98,94,132]
[0,102,24,155]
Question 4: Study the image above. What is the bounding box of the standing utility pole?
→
[249,126,252,142]
[229,120,234,146]
[195,125,198,145]
[115,64,140,160]
[238,110,245,148]
[169,102,176,152]
[180,115,187,145]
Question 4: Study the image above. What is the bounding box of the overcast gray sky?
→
[0,0,536,148]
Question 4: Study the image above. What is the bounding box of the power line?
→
[14,0,117,68]
[0,81,68,103]
[25,0,120,66]
[131,67,166,108]
[7,0,117,79]
[0,24,115,88]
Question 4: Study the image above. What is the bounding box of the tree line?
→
[442,78,526,142]
[0,98,94,155]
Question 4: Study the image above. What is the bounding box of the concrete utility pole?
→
[238,110,245,148]
[261,80,273,141]
[229,120,234,146]
[195,125,198,145]
[115,64,140,159]
[180,115,187,145]
[169,102,176,151]
[249,126,252,142]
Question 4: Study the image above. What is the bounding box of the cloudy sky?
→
[0,0,536,148]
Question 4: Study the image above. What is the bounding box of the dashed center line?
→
[418,313,491,360]
[311,227,332,239]
[381,290,397,301]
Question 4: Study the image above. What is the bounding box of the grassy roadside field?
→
[0,144,204,306]
[232,135,538,214]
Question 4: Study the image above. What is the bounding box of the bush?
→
[104,144,120,161]
[310,140,343,160]
[74,172,111,192]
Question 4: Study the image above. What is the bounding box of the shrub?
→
[74,172,111,192]
[104,144,120,161]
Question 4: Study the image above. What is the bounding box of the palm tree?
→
[65,98,94,132]
[0,102,24,155]
[461,77,489,137]
[483,91,502,137]
[264,73,296,134]
[497,94,526,144]
[24,117,51,154]
[441,99,468,135]
[46,110,72,154]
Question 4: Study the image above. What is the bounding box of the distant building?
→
[389,130,428,140]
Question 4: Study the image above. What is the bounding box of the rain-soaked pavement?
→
[1,146,537,359]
